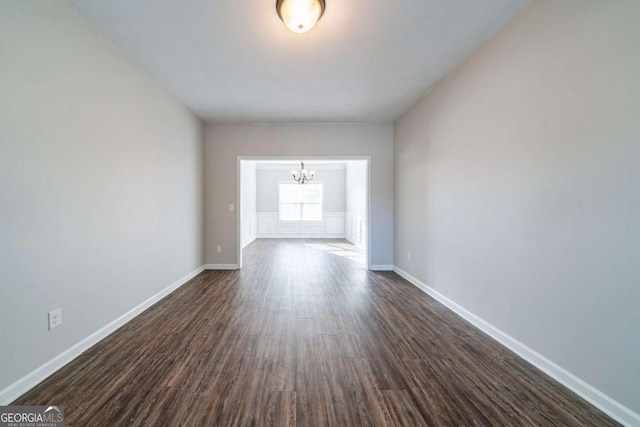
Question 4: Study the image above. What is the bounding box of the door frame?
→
[237,156,371,270]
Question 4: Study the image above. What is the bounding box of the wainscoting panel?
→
[241,214,258,249]
[278,223,300,235]
[257,214,277,235]
[325,213,345,235]
[257,212,346,239]
[345,212,366,249]
[300,224,325,235]
[345,215,353,238]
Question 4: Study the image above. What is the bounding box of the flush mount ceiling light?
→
[276,0,326,34]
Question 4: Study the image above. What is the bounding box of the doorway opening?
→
[237,157,370,270]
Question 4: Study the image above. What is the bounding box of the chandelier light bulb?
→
[276,0,325,34]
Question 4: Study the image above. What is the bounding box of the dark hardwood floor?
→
[14,239,618,426]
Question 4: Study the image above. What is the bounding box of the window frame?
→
[278,181,324,222]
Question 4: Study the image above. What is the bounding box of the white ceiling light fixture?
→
[276,0,326,34]
[291,161,316,184]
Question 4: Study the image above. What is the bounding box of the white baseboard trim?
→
[241,239,256,250]
[204,264,239,270]
[392,266,640,427]
[369,264,394,271]
[0,265,205,405]
[344,235,365,250]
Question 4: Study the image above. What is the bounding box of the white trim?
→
[237,157,242,269]
[0,265,205,405]
[257,235,345,239]
[256,163,346,170]
[365,158,371,271]
[204,264,239,270]
[345,235,358,246]
[369,264,394,271]
[392,266,640,427]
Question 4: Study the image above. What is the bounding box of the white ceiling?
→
[71,0,529,123]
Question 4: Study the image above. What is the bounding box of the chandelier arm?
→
[292,161,314,184]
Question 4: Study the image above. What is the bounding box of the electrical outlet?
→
[48,308,62,330]
[217,245,222,253]
[407,252,412,262]
[228,204,235,212]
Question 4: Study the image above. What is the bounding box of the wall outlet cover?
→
[48,308,62,330]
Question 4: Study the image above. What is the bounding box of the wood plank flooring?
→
[14,239,619,426]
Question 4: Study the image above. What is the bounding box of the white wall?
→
[205,123,393,269]
[240,161,257,248]
[345,161,367,249]
[394,0,640,420]
[0,1,204,401]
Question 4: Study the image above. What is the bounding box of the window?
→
[279,182,323,221]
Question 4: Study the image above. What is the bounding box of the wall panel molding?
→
[256,212,346,239]
[241,213,258,249]
[344,211,366,249]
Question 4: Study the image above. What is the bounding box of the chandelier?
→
[291,161,315,184]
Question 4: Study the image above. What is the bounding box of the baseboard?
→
[241,237,257,250]
[0,265,205,405]
[204,264,239,270]
[344,235,365,250]
[369,264,394,271]
[392,266,640,427]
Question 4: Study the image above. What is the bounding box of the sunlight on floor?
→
[306,241,365,267]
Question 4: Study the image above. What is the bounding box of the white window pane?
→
[301,184,323,203]
[314,185,323,202]
[302,203,322,221]
[280,203,300,221]
[279,184,300,203]
[279,183,323,222]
